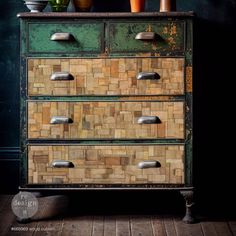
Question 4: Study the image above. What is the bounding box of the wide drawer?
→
[26,23,103,54]
[28,58,184,96]
[109,21,184,53]
[28,145,184,184]
[28,101,184,139]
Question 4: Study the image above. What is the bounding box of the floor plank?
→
[0,195,16,236]
[151,215,166,236]
[104,215,116,236]
[32,220,63,236]
[213,222,233,236]
[201,221,217,236]
[229,221,236,236]
[61,216,93,236]
[174,216,203,236]
[1,194,39,236]
[163,216,177,236]
[0,195,11,211]
[130,215,153,236]
[0,195,236,236]
[92,216,104,236]
[116,215,131,236]
[32,196,63,236]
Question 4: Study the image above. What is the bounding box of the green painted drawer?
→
[109,21,184,53]
[27,23,103,54]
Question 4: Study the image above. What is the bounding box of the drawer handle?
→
[50,72,74,81]
[135,32,157,40]
[138,116,161,124]
[50,116,73,124]
[138,161,161,169]
[50,32,74,41]
[51,160,74,168]
[137,72,160,80]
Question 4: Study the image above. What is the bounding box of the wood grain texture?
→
[174,217,203,236]
[61,216,93,236]
[116,216,131,236]
[28,58,184,96]
[28,145,184,184]
[28,101,184,139]
[131,216,154,236]
[186,66,192,93]
[151,215,166,236]
[1,195,236,236]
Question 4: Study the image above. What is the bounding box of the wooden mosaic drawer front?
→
[28,101,184,139]
[109,21,184,53]
[26,22,103,54]
[28,145,184,184]
[28,58,184,96]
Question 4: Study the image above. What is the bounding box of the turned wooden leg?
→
[180,190,195,224]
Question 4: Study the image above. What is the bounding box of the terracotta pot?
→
[73,0,92,11]
[130,0,145,12]
[159,0,176,12]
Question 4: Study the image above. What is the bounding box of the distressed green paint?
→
[28,22,104,54]
[185,19,193,66]
[20,150,27,186]
[184,18,193,186]
[109,21,185,53]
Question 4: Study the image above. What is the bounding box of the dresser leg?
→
[180,190,195,224]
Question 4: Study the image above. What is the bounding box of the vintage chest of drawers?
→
[18,12,194,222]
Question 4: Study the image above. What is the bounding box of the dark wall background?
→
[0,0,236,216]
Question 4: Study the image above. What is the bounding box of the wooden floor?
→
[0,195,236,236]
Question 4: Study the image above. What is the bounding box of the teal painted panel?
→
[28,22,104,53]
[109,21,184,53]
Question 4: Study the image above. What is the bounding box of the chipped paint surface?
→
[109,21,184,53]
[28,22,103,53]
[186,66,193,93]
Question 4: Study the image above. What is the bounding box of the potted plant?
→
[49,0,70,12]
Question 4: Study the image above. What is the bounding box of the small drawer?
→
[28,101,184,140]
[28,58,184,96]
[109,21,184,53]
[26,22,103,54]
[28,145,184,184]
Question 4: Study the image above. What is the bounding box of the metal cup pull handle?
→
[50,72,74,81]
[135,32,157,40]
[50,32,74,41]
[51,160,74,168]
[137,72,160,80]
[50,116,73,124]
[138,116,161,124]
[138,161,161,169]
